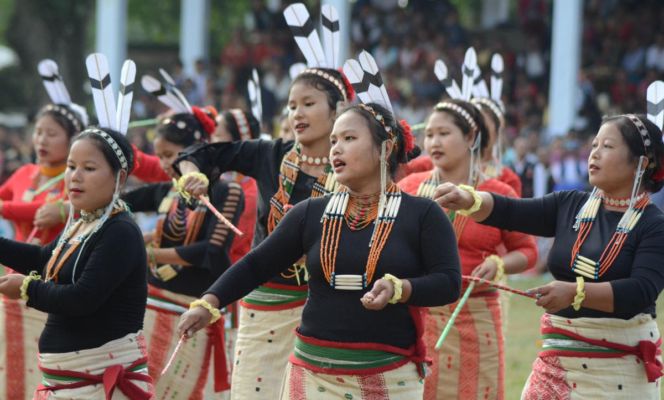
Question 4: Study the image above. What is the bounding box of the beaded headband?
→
[358,103,395,141]
[84,128,129,171]
[434,102,478,132]
[625,114,656,170]
[229,109,251,141]
[301,68,348,101]
[471,97,504,120]
[44,104,84,133]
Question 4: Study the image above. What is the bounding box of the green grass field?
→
[504,275,664,398]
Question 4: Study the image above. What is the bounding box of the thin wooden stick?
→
[462,275,537,299]
[198,195,244,236]
[161,335,186,376]
[26,227,39,243]
[435,281,474,349]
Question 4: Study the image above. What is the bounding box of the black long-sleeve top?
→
[483,190,664,319]
[123,180,244,297]
[0,212,147,353]
[176,139,323,287]
[204,193,461,349]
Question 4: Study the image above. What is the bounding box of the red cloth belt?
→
[36,357,153,399]
[542,326,664,382]
[209,318,231,392]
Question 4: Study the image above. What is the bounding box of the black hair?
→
[291,68,347,111]
[155,113,207,147]
[602,114,664,192]
[339,102,420,176]
[223,110,261,141]
[73,128,135,175]
[473,98,503,132]
[432,98,489,153]
[36,105,82,139]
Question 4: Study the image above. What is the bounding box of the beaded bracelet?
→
[190,299,222,324]
[20,271,41,301]
[486,254,505,282]
[572,276,585,311]
[174,172,209,203]
[383,274,403,304]
[457,184,482,216]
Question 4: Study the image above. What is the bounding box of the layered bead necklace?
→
[416,170,470,240]
[267,145,337,234]
[570,188,650,280]
[320,183,401,290]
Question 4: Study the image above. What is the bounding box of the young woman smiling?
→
[178,102,461,399]
[436,113,664,399]
[174,68,353,398]
[398,99,537,400]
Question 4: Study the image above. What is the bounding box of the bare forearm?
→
[503,251,529,275]
[399,279,412,303]
[581,281,614,313]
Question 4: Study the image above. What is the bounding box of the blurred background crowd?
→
[0,0,662,198]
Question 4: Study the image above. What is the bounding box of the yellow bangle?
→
[190,299,221,324]
[572,276,585,311]
[457,184,482,216]
[174,172,209,203]
[383,274,403,304]
[20,271,41,301]
[486,254,505,282]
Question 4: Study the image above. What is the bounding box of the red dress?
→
[0,164,65,244]
[398,171,537,400]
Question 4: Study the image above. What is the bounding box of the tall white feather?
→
[86,53,117,131]
[159,68,192,113]
[248,69,263,122]
[472,65,490,98]
[141,75,186,113]
[358,51,393,112]
[342,59,372,104]
[284,3,327,68]
[646,81,664,131]
[321,4,340,68]
[434,60,462,99]
[38,59,71,105]
[289,63,306,80]
[490,54,504,103]
[461,47,477,101]
[116,60,136,135]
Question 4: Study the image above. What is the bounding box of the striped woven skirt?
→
[228,283,307,399]
[279,332,425,399]
[34,332,153,399]
[423,291,504,400]
[521,313,662,400]
[144,285,229,399]
[0,297,46,399]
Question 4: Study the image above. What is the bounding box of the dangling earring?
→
[468,131,482,185]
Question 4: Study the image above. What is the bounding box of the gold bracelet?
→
[486,254,505,282]
[383,274,403,304]
[457,184,482,216]
[190,299,221,324]
[572,276,585,311]
[174,172,209,203]
[20,271,41,301]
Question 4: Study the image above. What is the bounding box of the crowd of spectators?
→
[1,0,663,199]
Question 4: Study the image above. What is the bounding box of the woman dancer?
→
[436,83,664,399]
[178,52,461,398]
[0,54,152,399]
[399,98,537,400]
[173,4,353,397]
